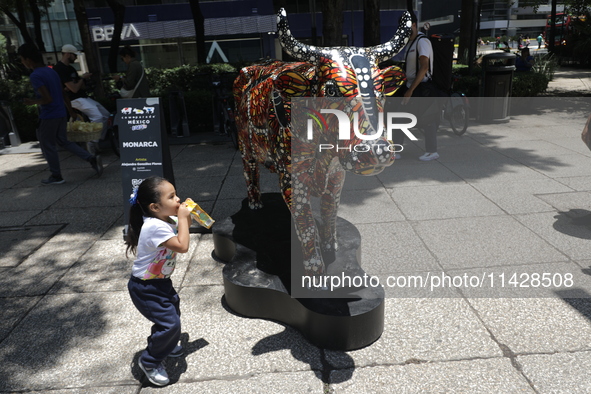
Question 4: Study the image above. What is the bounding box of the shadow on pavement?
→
[553,210,591,240]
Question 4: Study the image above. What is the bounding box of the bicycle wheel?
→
[450,105,469,136]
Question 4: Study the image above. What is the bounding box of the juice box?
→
[185,199,215,229]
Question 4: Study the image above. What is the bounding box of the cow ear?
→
[274,70,312,97]
[381,65,406,97]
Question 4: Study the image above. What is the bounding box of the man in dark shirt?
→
[18,43,103,185]
[53,44,109,139]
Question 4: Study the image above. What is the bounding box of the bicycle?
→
[212,73,239,150]
[442,75,470,136]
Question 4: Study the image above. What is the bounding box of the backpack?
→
[412,33,455,93]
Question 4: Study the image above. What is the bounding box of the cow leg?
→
[242,157,263,209]
[320,165,345,258]
[281,171,325,276]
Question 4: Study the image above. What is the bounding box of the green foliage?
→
[531,53,559,81]
[10,102,39,142]
[145,63,238,97]
[512,72,549,97]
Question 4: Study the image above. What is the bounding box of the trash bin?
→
[478,52,516,123]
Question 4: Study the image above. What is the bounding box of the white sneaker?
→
[139,360,169,386]
[419,152,439,161]
[394,153,402,160]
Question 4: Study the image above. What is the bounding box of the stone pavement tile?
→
[181,234,225,286]
[552,137,591,157]
[140,371,322,393]
[339,190,405,224]
[210,198,244,224]
[534,191,591,213]
[0,170,38,189]
[0,296,41,342]
[442,157,549,183]
[355,223,438,274]
[171,286,323,381]
[0,291,152,392]
[174,175,225,200]
[49,233,199,294]
[51,181,122,209]
[516,153,591,178]
[0,239,91,297]
[26,387,137,394]
[0,184,78,212]
[173,160,231,178]
[218,173,280,200]
[467,298,591,353]
[389,184,504,221]
[329,358,533,393]
[468,127,538,143]
[0,224,63,268]
[555,175,591,192]
[101,214,125,240]
[0,152,46,174]
[325,298,501,369]
[0,209,41,227]
[378,162,464,188]
[515,212,591,261]
[471,179,573,214]
[435,143,511,164]
[172,144,238,163]
[447,261,591,299]
[518,351,591,393]
[26,207,122,238]
[413,216,565,270]
[343,172,383,191]
[487,139,579,159]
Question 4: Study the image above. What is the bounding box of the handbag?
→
[119,69,144,98]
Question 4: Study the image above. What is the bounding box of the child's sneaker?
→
[168,344,184,358]
[419,152,439,161]
[139,360,169,386]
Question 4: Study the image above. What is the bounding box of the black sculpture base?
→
[212,193,385,351]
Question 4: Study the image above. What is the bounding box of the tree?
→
[72,0,105,97]
[105,0,125,73]
[27,0,46,52]
[458,0,476,64]
[363,0,381,46]
[322,0,344,46]
[0,0,35,48]
[189,0,205,64]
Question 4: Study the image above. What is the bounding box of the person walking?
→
[53,44,110,139]
[537,34,543,49]
[392,12,441,161]
[18,43,103,185]
[114,46,150,98]
[125,176,192,386]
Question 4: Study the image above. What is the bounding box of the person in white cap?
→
[53,44,110,142]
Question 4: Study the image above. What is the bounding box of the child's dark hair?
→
[119,45,136,58]
[125,176,168,257]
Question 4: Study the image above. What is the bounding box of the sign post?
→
[118,97,174,237]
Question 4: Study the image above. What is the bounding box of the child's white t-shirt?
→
[132,216,178,280]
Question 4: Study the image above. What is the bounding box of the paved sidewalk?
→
[1,71,591,392]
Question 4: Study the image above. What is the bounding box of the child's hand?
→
[177,201,192,225]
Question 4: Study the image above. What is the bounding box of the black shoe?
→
[89,155,103,177]
[41,175,65,185]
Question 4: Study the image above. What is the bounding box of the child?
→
[17,43,103,185]
[125,176,192,386]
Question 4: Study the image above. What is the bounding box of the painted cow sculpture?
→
[234,8,412,275]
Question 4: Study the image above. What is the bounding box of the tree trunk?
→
[322,0,344,46]
[458,0,474,64]
[363,0,380,47]
[549,0,557,53]
[72,0,105,98]
[0,7,34,46]
[28,0,46,52]
[106,0,125,73]
[189,0,206,64]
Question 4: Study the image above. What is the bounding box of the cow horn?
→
[368,11,413,63]
[277,8,323,62]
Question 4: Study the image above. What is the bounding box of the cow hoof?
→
[248,202,264,209]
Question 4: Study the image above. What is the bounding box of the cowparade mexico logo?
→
[304,107,419,152]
